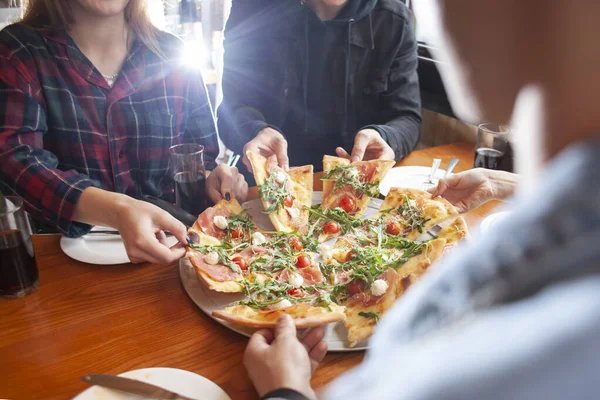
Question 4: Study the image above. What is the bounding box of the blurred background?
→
[0,0,479,158]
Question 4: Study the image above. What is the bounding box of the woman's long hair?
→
[19,0,162,56]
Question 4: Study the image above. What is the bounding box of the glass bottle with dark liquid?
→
[0,230,38,298]
[174,171,208,216]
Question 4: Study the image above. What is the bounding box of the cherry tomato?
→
[284,195,294,208]
[230,226,243,239]
[288,288,302,297]
[290,236,304,252]
[340,197,357,213]
[386,221,401,236]
[344,250,353,262]
[323,221,341,234]
[295,255,312,269]
[231,256,248,271]
[347,279,366,294]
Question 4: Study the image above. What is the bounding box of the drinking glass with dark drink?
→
[0,195,39,298]
[170,143,208,216]
[474,123,513,172]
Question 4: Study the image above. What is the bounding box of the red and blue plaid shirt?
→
[0,24,219,237]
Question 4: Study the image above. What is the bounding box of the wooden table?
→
[0,142,498,400]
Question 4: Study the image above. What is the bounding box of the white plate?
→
[60,226,178,265]
[179,192,383,351]
[379,166,448,196]
[73,367,231,400]
[479,211,511,235]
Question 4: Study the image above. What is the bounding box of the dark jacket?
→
[217,0,421,169]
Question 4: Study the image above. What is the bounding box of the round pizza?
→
[186,151,469,347]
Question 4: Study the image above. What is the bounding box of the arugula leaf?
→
[306,206,364,234]
[223,212,255,242]
[321,165,380,197]
[358,311,380,322]
[258,170,291,214]
[381,196,431,234]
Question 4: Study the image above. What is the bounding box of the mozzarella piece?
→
[204,251,220,265]
[213,215,228,230]
[288,273,304,287]
[319,244,334,261]
[371,279,389,296]
[408,199,417,208]
[286,206,300,219]
[252,231,267,246]
[273,170,286,184]
[346,167,359,179]
[270,299,292,310]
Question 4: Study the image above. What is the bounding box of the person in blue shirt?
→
[240,0,600,399]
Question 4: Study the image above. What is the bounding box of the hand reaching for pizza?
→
[243,314,327,399]
[429,168,518,212]
[243,127,289,172]
[74,188,188,265]
[206,164,249,204]
[336,129,395,162]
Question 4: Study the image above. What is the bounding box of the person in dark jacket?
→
[217,0,421,174]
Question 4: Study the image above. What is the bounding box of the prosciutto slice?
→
[278,265,324,285]
[196,206,231,239]
[347,268,398,307]
[188,252,241,282]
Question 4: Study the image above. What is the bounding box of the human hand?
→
[429,168,497,213]
[114,197,188,265]
[74,188,188,265]
[206,164,248,204]
[243,314,328,399]
[336,129,395,162]
[243,127,289,172]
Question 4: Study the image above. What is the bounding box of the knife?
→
[416,215,461,242]
[82,374,196,400]
[142,195,198,228]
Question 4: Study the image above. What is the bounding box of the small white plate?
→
[73,367,231,400]
[479,211,511,235]
[379,166,448,196]
[60,226,178,265]
[180,192,381,351]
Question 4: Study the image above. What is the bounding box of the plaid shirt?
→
[0,24,219,237]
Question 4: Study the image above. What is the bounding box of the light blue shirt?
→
[325,140,600,400]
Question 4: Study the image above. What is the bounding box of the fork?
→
[445,158,459,178]
[227,153,240,168]
[422,158,441,191]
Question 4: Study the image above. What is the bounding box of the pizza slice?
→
[211,251,345,327]
[189,197,256,244]
[247,151,313,233]
[212,302,346,329]
[376,188,462,240]
[187,234,275,293]
[320,155,394,216]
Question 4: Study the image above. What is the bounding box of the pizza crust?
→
[394,238,446,297]
[212,302,346,328]
[437,216,469,245]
